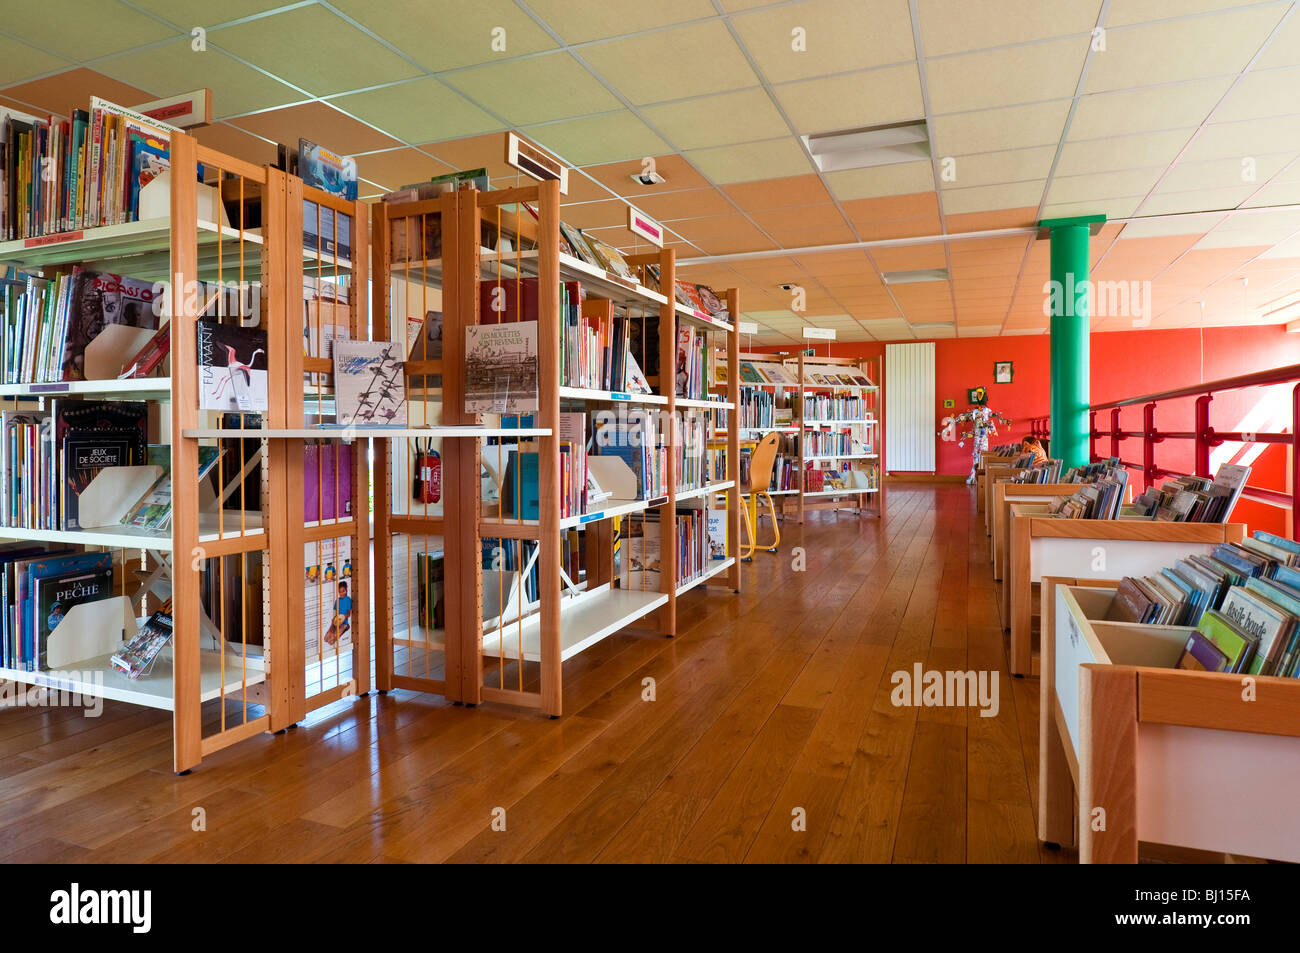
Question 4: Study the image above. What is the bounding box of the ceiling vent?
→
[803,120,930,173]
[882,268,949,285]
[629,170,666,186]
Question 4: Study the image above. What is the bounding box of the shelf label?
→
[580,511,604,524]
[25,231,82,248]
[803,327,836,340]
[610,391,631,401]
[132,88,212,128]
[505,132,569,194]
[627,206,664,247]
[29,383,70,393]
[647,495,669,507]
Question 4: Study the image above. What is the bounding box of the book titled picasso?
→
[332,341,407,427]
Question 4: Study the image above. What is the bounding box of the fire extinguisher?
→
[413,439,441,504]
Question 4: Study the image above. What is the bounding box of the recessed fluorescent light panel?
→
[910,322,954,331]
[882,268,949,284]
[803,120,930,173]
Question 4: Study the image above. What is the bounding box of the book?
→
[298,138,358,201]
[110,608,173,679]
[333,340,407,426]
[303,443,353,521]
[1105,577,1156,623]
[196,321,268,412]
[1176,630,1232,672]
[34,565,112,671]
[303,200,352,259]
[415,551,445,629]
[1190,608,1259,673]
[305,536,353,657]
[117,321,170,379]
[62,270,160,381]
[1220,585,1294,675]
[53,399,147,531]
[464,321,539,415]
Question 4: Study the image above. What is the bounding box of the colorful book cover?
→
[196,320,268,412]
[298,138,358,201]
[34,565,113,671]
[333,340,406,426]
[110,610,172,679]
[62,270,160,380]
[53,399,147,531]
[464,322,538,415]
[1176,630,1231,672]
[305,536,353,658]
[1192,608,1259,673]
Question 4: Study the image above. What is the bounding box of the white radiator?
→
[885,342,935,472]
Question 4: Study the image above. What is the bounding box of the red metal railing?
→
[1027,362,1300,537]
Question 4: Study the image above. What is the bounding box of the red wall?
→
[760,324,1300,534]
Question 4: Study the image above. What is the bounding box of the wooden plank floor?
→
[0,483,1070,863]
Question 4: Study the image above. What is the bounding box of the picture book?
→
[304,442,353,521]
[1191,608,1259,673]
[63,270,160,380]
[1176,630,1232,673]
[110,609,173,679]
[305,536,353,658]
[465,321,539,414]
[197,321,268,412]
[298,138,358,201]
[34,565,112,671]
[52,399,147,531]
[333,340,407,426]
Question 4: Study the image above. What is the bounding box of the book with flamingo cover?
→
[332,340,407,427]
[196,321,268,412]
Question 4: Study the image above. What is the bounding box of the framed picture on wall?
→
[968,386,988,405]
[994,361,1013,384]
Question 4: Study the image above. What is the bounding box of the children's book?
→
[196,321,268,412]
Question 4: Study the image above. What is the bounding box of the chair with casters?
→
[740,431,782,561]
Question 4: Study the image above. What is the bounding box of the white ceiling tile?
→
[1042,196,1145,219]
[331,0,558,71]
[330,78,502,143]
[1048,167,1165,204]
[1178,115,1300,162]
[1117,211,1227,237]
[731,0,917,83]
[1254,8,1300,68]
[824,161,936,200]
[927,37,1089,113]
[580,20,759,105]
[772,64,924,134]
[917,0,1102,56]
[930,100,1071,153]
[1084,6,1289,93]
[442,52,622,125]
[1136,185,1258,215]
[1057,128,1195,175]
[1158,151,1293,192]
[523,111,670,166]
[641,88,789,150]
[939,146,1057,188]
[1106,0,1283,27]
[1213,66,1300,122]
[1068,77,1233,139]
[1242,179,1300,208]
[685,138,814,183]
[942,180,1046,214]
[15,0,177,60]
[527,0,716,43]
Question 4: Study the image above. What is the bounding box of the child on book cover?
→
[324,580,352,648]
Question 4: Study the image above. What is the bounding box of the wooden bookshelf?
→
[1041,576,1300,862]
[372,178,739,717]
[1006,515,1246,676]
[788,352,883,524]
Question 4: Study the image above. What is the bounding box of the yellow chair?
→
[740,431,782,561]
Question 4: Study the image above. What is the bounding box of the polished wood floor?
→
[0,483,1070,863]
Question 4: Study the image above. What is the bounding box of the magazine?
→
[298,138,358,201]
[305,537,353,658]
[333,340,407,426]
[464,321,539,414]
[110,609,173,679]
[196,321,268,412]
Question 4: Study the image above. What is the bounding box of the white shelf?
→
[182,425,550,440]
[805,453,878,461]
[676,557,736,597]
[481,585,668,662]
[734,426,798,434]
[676,397,734,410]
[558,386,668,406]
[675,480,735,502]
[766,488,799,496]
[0,377,172,399]
[803,418,875,426]
[804,487,879,497]
[0,511,264,551]
[0,648,265,711]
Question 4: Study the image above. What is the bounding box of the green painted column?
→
[1040,214,1104,469]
